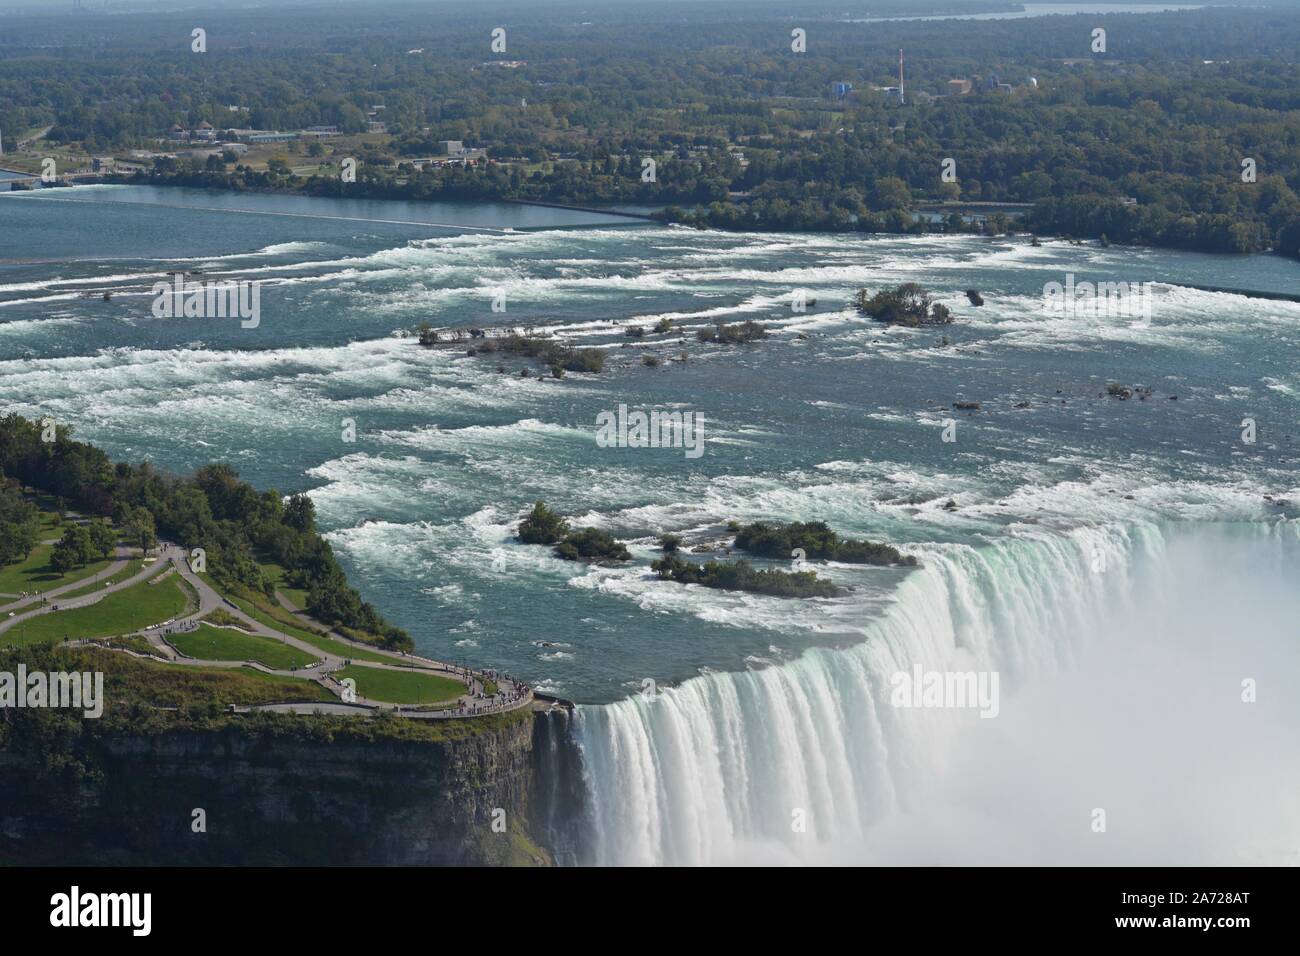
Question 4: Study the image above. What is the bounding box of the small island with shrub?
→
[730,520,918,567]
[516,501,630,563]
[650,555,846,598]
[696,320,769,344]
[855,284,954,327]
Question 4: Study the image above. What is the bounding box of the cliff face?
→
[0,709,567,866]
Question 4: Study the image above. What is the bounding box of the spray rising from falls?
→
[571,520,1300,866]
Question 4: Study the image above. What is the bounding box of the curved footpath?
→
[2,541,534,720]
[0,545,137,617]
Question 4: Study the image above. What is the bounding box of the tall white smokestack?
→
[899,49,905,105]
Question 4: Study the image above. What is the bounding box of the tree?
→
[855,283,939,326]
[51,524,94,572]
[871,176,912,211]
[127,507,157,555]
[283,494,316,534]
[87,517,117,560]
[517,501,568,545]
[0,519,39,565]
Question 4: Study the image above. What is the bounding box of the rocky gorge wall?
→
[0,707,582,866]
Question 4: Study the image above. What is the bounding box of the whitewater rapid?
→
[8,191,1297,863]
[573,519,1300,865]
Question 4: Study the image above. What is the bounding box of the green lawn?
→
[0,543,115,595]
[170,623,321,670]
[36,510,64,535]
[293,628,402,666]
[209,666,336,700]
[259,560,310,610]
[336,664,465,705]
[59,559,147,600]
[224,590,401,665]
[147,660,336,704]
[3,576,190,647]
[196,573,409,666]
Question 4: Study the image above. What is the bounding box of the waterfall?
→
[568,520,1300,865]
[530,705,587,867]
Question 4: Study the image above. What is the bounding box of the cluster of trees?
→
[856,284,954,327]
[2,3,1298,256]
[49,519,116,573]
[731,520,917,566]
[650,555,845,598]
[514,503,882,594]
[0,484,41,567]
[516,502,630,563]
[0,415,411,651]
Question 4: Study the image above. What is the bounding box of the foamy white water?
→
[575,520,1300,865]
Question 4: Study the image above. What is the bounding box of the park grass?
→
[228,592,325,642]
[58,558,146,600]
[3,576,190,647]
[259,560,310,610]
[208,666,335,700]
[131,657,336,705]
[0,543,114,595]
[36,509,63,535]
[205,607,252,631]
[292,628,402,665]
[337,623,401,648]
[104,634,160,656]
[336,664,465,705]
[223,587,403,666]
[170,623,320,670]
[197,573,411,666]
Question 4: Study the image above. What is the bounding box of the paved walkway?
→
[0,545,137,616]
[0,547,165,634]
[12,539,534,720]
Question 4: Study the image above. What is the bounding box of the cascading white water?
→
[572,520,1300,865]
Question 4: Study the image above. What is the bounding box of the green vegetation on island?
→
[516,505,916,594]
[696,320,770,345]
[423,328,607,377]
[650,555,846,598]
[516,501,630,563]
[856,285,954,327]
[731,520,918,567]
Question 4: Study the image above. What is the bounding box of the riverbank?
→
[102,170,1300,261]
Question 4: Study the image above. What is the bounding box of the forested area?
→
[2,1,1298,254]
[0,416,412,651]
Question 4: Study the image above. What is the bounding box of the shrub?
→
[517,501,569,545]
[732,520,916,566]
[553,527,630,563]
[697,320,768,344]
[855,284,952,327]
[650,555,845,598]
